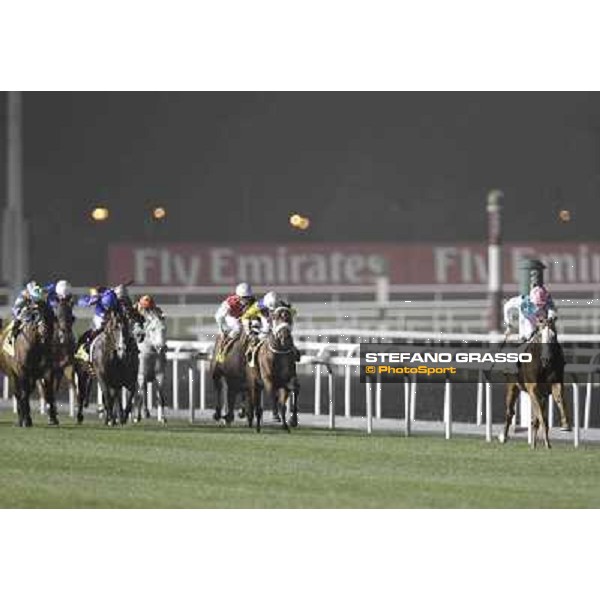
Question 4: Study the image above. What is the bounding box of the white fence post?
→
[485,374,492,442]
[199,359,206,411]
[69,380,75,418]
[314,364,322,416]
[375,373,382,419]
[584,373,592,430]
[328,368,335,430]
[172,351,179,411]
[2,375,9,400]
[444,376,452,439]
[548,393,554,429]
[366,380,373,434]
[344,365,351,417]
[404,376,411,437]
[410,373,417,421]
[188,364,195,423]
[147,381,153,412]
[573,383,580,448]
[476,371,483,426]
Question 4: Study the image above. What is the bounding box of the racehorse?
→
[75,311,139,426]
[47,297,77,403]
[501,318,569,449]
[126,309,168,423]
[211,332,249,425]
[0,302,58,427]
[246,305,299,432]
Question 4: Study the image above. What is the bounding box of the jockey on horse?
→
[241,290,301,365]
[8,281,46,343]
[75,286,121,361]
[503,284,558,344]
[501,282,570,442]
[214,282,255,362]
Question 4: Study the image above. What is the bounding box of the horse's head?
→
[53,298,75,346]
[270,307,294,354]
[105,312,127,359]
[536,317,557,366]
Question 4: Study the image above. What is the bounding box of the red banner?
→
[108,242,600,286]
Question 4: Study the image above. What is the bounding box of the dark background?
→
[1,91,599,284]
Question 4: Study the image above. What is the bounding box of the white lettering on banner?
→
[173,255,200,286]
[211,248,235,284]
[434,247,457,283]
[134,248,158,284]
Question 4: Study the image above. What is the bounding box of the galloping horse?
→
[211,332,249,425]
[48,298,77,401]
[246,306,299,432]
[501,318,569,448]
[0,302,57,427]
[75,311,139,426]
[127,310,168,423]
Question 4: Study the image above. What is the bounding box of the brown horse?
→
[0,302,57,427]
[246,306,299,432]
[501,318,569,449]
[211,332,249,425]
[46,298,77,404]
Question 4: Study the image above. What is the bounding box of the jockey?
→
[503,283,558,342]
[214,282,255,360]
[10,280,45,339]
[45,279,74,312]
[136,294,165,320]
[76,286,120,356]
[242,290,301,361]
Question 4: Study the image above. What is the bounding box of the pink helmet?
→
[530,285,549,307]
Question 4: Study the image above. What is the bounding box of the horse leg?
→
[21,378,34,427]
[13,378,25,427]
[212,372,223,421]
[279,388,290,432]
[225,386,236,425]
[75,367,90,424]
[98,380,112,426]
[289,377,300,428]
[43,377,59,426]
[155,370,167,424]
[551,381,571,431]
[501,381,519,443]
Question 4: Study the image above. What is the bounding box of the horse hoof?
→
[76,415,84,424]
[272,414,282,423]
[144,410,151,419]
[290,417,298,428]
[48,418,59,427]
[498,433,506,444]
[213,412,221,422]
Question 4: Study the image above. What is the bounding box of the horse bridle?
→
[268,322,294,354]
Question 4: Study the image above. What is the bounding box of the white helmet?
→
[235,282,253,298]
[263,291,279,311]
[55,280,72,299]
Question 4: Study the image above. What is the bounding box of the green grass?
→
[0,413,599,508]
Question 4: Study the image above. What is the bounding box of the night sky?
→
[1,91,600,284]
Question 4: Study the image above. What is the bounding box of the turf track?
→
[0,413,599,508]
